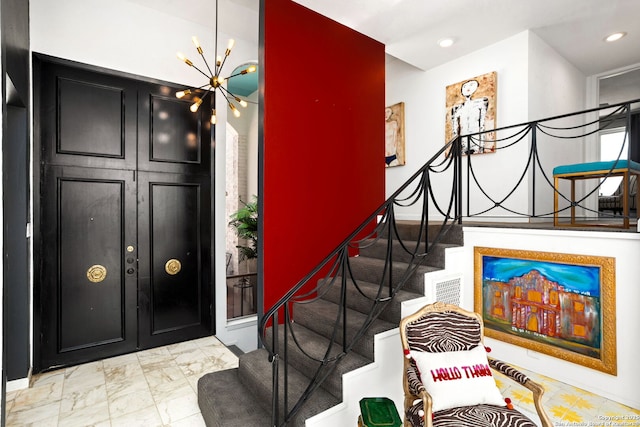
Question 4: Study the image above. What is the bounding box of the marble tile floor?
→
[6,337,639,426]
[494,365,640,427]
[5,336,239,426]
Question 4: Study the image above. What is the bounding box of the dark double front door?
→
[36,57,213,371]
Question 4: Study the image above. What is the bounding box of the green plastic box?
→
[358,397,402,427]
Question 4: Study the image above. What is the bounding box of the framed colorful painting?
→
[385,102,405,167]
[445,71,497,155]
[474,247,616,375]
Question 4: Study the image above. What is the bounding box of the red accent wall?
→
[261,0,386,312]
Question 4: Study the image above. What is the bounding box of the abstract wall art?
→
[445,72,497,155]
[385,102,405,167]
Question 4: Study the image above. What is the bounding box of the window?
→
[599,129,626,195]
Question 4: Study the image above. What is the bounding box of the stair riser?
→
[292,301,393,359]
[379,222,463,244]
[348,258,431,294]
[358,239,448,268]
[318,279,418,323]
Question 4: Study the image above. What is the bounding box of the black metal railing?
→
[258,99,639,426]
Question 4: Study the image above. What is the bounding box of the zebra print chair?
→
[399,302,553,427]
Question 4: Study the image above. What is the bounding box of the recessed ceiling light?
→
[438,38,455,48]
[605,32,626,42]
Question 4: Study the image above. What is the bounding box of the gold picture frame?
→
[474,247,616,375]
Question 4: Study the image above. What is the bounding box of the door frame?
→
[32,53,216,373]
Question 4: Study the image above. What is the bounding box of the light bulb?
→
[176,89,191,99]
[192,36,203,54]
[211,110,217,124]
[225,39,235,56]
[218,76,226,85]
[177,52,193,66]
[239,100,248,108]
[246,65,257,73]
[229,104,240,118]
[190,98,203,112]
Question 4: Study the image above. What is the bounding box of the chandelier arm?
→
[183,83,213,93]
[185,62,213,80]
[217,85,238,99]
[197,51,215,78]
[226,72,246,79]
[217,55,230,78]
[219,89,234,105]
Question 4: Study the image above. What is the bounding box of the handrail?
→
[258,98,639,426]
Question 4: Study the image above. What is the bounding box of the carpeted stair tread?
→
[379,222,463,244]
[347,255,437,293]
[319,277,422,323]
[238,348,340,426]
[293,298,396,358]
[358,238,456,267]
[264,322,372,399]
[198,368,270,427]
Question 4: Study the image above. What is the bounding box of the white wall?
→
[30,0,259,363]
[461,227,640,409]
[527,32,587,217]
[386,31,587,221]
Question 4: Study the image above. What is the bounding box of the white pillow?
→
[411,344,506,412]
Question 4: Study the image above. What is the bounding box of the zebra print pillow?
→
[411,344,506,412]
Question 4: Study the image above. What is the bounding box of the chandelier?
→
[175,35,256,124]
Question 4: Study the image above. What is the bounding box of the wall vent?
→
[425,272,463,307]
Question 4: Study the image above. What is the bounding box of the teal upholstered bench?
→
[553,159,640,228]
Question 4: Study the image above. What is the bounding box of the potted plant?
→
[228,196,258,271]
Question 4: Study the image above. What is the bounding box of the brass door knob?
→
[86,265,107,283]
[165,259,182,275]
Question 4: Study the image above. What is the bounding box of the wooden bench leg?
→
[623,172,629,229]
[570,179,576,225]
[554,176,559,226]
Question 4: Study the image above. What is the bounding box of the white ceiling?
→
[128,0,640,102]
[293,0,640,77]
[129,0,640,76]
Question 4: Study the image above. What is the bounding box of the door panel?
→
[138,172,211,348]
[40,166,137,368]
[38,59,137,170]
[137,83,211,175]
[59,178,126,351]
[57,78,125,158]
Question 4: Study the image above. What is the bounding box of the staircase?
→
[198,222,463,426]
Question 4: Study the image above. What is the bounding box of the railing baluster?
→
[283,305,289,423]
[341,253,348,353]
[271,311,279,427]
[532,124,537,217]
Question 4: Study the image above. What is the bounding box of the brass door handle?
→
[87,265,107,283]
[165,259,182,275]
